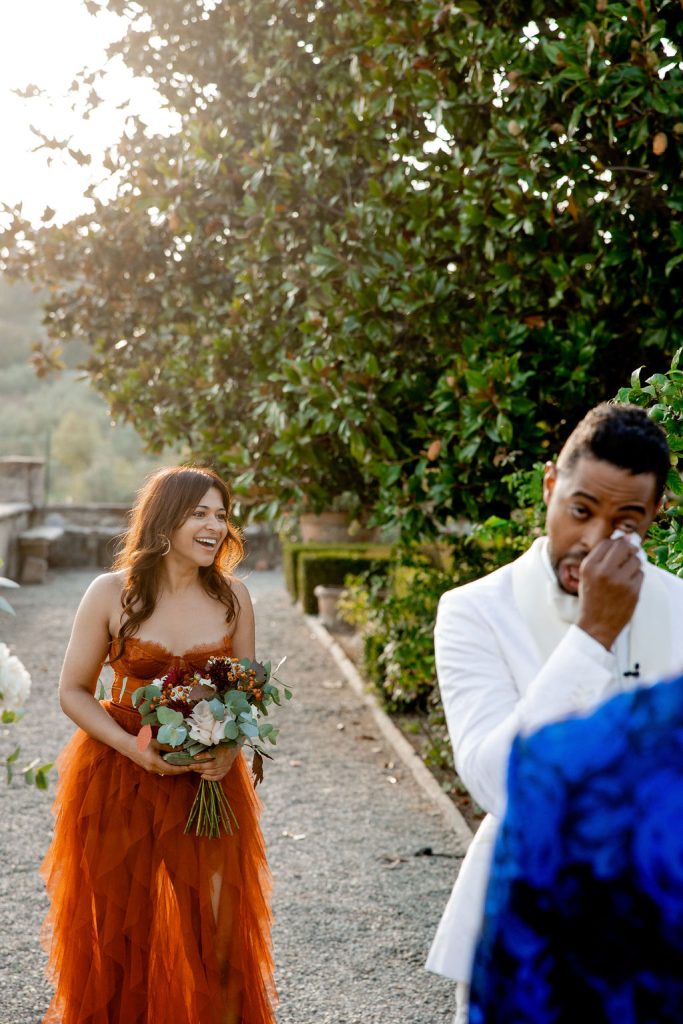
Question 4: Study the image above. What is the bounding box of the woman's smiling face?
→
[168,486,229,566]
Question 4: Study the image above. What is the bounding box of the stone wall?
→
[45,504,130,529]
[0,502,32,579]
[0,457,46,507]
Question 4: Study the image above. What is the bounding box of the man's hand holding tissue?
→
[577,530,646,651]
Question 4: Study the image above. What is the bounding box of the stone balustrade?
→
[0,501,33,580]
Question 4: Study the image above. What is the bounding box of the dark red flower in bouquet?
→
[205,656,243,692]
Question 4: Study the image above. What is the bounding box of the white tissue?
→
[611,528,647,566]
[611,528,641,548]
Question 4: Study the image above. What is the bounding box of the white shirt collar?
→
[539,536,581,625]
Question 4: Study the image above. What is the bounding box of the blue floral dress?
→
[469,673,683,1024]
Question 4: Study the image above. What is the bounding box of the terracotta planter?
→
[299,512,380,544]
[314,584,346,628]
[299,512,351,543]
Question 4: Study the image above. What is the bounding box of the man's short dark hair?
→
[557,402,671,502]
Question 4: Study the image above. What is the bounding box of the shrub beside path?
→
[0,569,462,1024]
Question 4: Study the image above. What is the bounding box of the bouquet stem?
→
[184,778,239,838]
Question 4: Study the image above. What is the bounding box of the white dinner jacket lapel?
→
[630,565,672,682]
[511,539,570,664]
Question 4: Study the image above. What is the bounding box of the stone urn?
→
[314,584,346,629]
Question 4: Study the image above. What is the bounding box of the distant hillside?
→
[0,278,45,368]
[0,278,176,503]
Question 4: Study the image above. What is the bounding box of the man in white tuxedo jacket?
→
[426,403,683,1023]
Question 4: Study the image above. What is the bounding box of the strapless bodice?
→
[109,635,233,707]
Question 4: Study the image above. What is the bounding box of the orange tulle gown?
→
[41,636,276,1024]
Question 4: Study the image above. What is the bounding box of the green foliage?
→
[468,461,547,556]
[338,542,490,712]
[297,547,393,615]
[19,758,54,790]
[617,349,683,575]
[419,700,456,780]
[1,1,681,533]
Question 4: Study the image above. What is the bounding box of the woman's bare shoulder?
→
[80,570,126,608]
[227,575,251,598]
[68,571,126,639]
[225,574,252,606]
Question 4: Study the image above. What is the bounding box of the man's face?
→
[544,455,660,595]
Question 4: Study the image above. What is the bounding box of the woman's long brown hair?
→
[111,466,244,659]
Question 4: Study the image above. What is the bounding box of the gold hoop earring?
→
[159,535,171,556]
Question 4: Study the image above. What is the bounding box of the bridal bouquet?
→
[132,656,290,838]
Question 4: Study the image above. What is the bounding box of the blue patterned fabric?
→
[469,673,683,1024]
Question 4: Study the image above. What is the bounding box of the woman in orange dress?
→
[41,466,275,1024]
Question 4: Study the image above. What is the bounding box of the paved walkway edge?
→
[305,615,473,855]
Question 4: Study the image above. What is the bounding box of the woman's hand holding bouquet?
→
[131,655,290,837]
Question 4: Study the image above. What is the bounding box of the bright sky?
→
[0,0,176,225]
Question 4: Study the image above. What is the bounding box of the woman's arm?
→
[191,578,256,782]
[59,574,193,777]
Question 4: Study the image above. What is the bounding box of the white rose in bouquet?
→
[0,642,31,715]
[188,699,234,746]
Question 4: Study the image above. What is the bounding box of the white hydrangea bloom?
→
[0,642,32,713]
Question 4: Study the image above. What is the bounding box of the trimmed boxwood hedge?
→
[282,543,393,614]
[282,541,329,600]
[282,541,393,604]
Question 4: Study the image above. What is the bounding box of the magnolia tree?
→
[1,0,681,537]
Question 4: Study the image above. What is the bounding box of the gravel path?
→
[0,569,461,1024]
